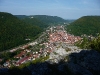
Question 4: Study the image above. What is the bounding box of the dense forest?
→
[66,16,100,36]
[0,12,43,51]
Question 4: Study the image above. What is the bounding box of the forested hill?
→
[15,15,67,25]
[66,16,100,36]
[0,12,42,51]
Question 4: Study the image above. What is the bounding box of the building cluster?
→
[3,42,43,67]
[49,26,81,44]
[3,43,54,67]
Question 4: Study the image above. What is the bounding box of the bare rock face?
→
[68,50,100,75]
[48,47,67,64]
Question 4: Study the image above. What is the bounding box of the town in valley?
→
[0,25,82,68]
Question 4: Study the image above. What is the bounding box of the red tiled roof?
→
[49,31,81,44]
[16,56,29,65]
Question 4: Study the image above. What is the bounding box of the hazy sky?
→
[0,0,100,19]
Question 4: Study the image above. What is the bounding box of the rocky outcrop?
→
[68,50,100,75]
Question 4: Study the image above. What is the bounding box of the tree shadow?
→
[0,50,100,75]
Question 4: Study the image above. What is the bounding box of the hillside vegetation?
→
[75,34,100,52]
[66,16,100,36]
[0,12,42,51]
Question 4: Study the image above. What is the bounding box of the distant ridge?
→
[15,15,27,19]
[15,15,67,25]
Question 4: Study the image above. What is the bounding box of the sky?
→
[0,0,100,19]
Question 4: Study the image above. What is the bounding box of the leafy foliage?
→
[75,37,91,49]
[89,35,100,52]
[66,16,100,36]
[75,35,100,52]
